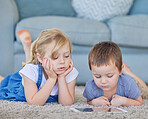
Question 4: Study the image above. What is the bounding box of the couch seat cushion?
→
[108,15,148,48]
[15,16,110,46]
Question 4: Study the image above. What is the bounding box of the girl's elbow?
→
[27,99,44,106]
[60,100,75,106]
[62,102,74,106]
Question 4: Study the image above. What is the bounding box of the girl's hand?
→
[91,96,110,106]
[42,58,57,80]
[110,94,126,107]
[58,59,74,78]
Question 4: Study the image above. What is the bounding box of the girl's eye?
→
[53,57,58,60]
[65,55,69,58]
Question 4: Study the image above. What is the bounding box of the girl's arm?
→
[23,74,57,106]
[58,77,77,105]
[57,61,77,105]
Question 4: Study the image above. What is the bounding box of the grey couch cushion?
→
[108,15,148,48]
[15,16,110,46]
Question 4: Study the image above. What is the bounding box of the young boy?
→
[83,41,143,107]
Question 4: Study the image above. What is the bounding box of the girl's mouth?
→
[58,67,65,71]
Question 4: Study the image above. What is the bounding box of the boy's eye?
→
[108,75,113,78]
[95,76,101,78]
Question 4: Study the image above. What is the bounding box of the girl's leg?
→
[122,64,148,98]
[17,30,32,62]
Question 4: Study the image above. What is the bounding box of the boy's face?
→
[91,62,122,92]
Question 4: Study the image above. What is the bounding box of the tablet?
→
[70,107,127,113]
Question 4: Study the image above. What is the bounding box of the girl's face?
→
[43,40,71,75]
[91,62,122,92]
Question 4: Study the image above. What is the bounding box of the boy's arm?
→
[122,95,143,106]
[111,94,143,106]
[87,96,110,106]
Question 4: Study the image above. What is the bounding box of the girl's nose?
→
[59,57,65,63]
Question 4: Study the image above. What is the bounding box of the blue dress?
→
[0,64,58,103]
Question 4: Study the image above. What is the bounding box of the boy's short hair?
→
[88,41,122,72]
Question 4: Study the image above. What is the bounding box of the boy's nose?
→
[101,78,107,84]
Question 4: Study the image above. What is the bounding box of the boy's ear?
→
[36,53,43,63]
[119,64,124,75]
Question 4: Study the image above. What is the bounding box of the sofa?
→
[0,0,148,84]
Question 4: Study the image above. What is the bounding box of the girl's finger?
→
[70,59,74,66]
[42,58,46,68]
[46,58,50,70]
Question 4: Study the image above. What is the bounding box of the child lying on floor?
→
[83,41,144,106]
[0,29,78,106]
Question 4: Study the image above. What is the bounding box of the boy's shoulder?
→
[119,73,137,87]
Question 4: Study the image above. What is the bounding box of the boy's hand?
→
[42,58,57,80]
[58,59,74,78]
[110,94,126,107]
[91,96,110,106]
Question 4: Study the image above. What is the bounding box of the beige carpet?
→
[0,86,148,119]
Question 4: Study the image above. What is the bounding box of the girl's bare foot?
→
[0,75,4,83]
[17,29,32,62]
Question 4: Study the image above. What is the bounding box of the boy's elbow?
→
[138,96,143,106]
[138,100,143,106]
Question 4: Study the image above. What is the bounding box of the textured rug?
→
[0,86,148,119]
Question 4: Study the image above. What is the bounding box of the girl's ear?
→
[36,53,43,64]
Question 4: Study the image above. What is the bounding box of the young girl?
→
[83,41,143,106]
[0,28,79,106]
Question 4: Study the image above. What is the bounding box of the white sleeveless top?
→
[19,64,79,96]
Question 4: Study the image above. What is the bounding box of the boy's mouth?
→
[101,85,109,89]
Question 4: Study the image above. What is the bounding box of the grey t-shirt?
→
[83,73,141,101]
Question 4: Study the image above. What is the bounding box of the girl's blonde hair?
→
[88,41,122,72]
[23,28,72,66]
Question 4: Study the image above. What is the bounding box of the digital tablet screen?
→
[75,108,93,112]
[71,107,127,113]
